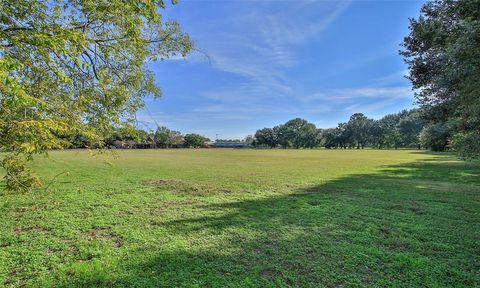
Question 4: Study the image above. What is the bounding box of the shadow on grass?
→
[57,155,480,287]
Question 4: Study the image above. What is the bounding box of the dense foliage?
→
[86,126,209,149]
[254,110,424,149]
[102,127,210,150]
[184,133,210,148]
[0,0,192,190]
[154,126,183,148]
[401,0,480,158]
[275,118,321,149]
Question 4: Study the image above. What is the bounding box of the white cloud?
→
[303,86,414,115]
[188,1,351,110]
[307,86,412,102]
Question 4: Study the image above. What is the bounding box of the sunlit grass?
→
[1,149,479,287]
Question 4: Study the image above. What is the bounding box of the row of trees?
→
[69,125,210,149]
[323,110,424,149]
[99,109,429,151]
[80,106,458,152]
[254,110,427,150]
[254,118,320,149]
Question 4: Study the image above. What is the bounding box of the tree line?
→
[67,106,457,152]
[68,125,211,149]
[254,109,427,150]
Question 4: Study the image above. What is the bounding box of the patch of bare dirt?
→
[143,179,185,187]
[260,268,278,279]
[13,226,49,235]
[81,227,123,248]
[259,269,292,287]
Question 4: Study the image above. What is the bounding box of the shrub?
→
[419,122,455,151]
[451,131,480,159]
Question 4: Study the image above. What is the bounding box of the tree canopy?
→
[254,128,278,148]
[276,118,320,149]
[401,0,480,158]
[184,134,210,148]
[154,126,183,148]
[254,111,424,150]
[0,0,193,190]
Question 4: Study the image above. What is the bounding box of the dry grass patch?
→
[80,227,123,248]
[143,179,232,194]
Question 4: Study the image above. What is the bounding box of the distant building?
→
[208,141,252,148]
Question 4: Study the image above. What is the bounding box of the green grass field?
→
[1,149,479,287]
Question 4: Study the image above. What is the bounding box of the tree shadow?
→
[57,156,480,287]
[378,160,480,185]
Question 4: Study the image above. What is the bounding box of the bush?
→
[451,131,480,159]
[419,122,455,151]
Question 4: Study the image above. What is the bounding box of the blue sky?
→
[138,0,425,139]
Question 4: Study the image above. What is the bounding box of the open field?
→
[1,149,479,287]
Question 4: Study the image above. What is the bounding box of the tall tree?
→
[420,122,455,152]
[254,128,278,148]
[244,135,255,145]
[379,113,402,149]
[276,118,319,149]
[336,123,350,149]
[184,134,209,148]
[155,126,182,148]
[401,0,480,158]
[320,128,338,149]
[369,120,385,149]
[346,113,373,149]
[0,0,192,190]
[397,110,423,149]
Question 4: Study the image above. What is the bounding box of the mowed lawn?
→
[0,149,479,287]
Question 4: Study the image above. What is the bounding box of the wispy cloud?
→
[257,1,350,63]
[190,1,351,107]
[304,86,414,114]
[307,86,412,101]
